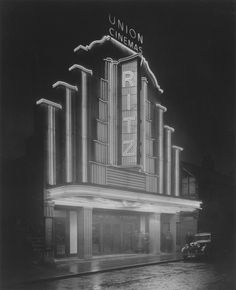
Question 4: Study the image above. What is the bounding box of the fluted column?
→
[104,58,118,165]
[52,81,78,183]
[172,145,184,197]
[164,125,175,195]
[141,77,148,171]
[156,104,167,194]
[36,98,62,185]
[69,64,93,182]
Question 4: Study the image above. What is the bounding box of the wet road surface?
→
[13,261,235,290]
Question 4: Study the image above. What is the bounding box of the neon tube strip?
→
[52,82,78,183]
[156,104,167,194]
[164,125,175,195]
[36,98,62,185]
[172,145,184,197]
[69,65,93,182]
[141,77,148,172]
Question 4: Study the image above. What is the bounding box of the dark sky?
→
[1,0,235,175]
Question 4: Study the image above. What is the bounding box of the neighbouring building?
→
[181,160,234,253]
[36,35,201,262]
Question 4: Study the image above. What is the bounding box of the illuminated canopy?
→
[46,184,201,214]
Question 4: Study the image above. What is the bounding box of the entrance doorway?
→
[161,221,170,252]
[92,211,139,255]
[54,214,67,258]
[54,209,78,258]
[161,214,178,253]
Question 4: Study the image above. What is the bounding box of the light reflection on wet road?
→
[17,261,234,290]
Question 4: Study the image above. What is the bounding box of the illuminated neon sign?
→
[108,14,143,53]
[121,60,138,165]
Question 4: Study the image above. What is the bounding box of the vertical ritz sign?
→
[121,60,138,166]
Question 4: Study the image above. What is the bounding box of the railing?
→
[106,166,146,191]
[90,162,159,193]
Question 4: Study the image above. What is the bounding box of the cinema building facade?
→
[36,35,201,261]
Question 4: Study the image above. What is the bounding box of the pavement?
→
[2,252,182,288]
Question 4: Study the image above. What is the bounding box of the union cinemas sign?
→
[108,14,143,53]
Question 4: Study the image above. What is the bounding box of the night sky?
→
[1,0,235,175]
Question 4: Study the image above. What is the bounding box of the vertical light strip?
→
[66,88,72,183]
[156,104,167,194]
[113,62,118,165]
[172,145,184,197]
[141,77,148,172]
[174,149,179,196]
[120,60,138,165]
[105,58,118,165]
[164,125,175,195]
[108,59,114,165]
[81,71,88,182]
[52,106,56,184]
[165,128,171,195]
[158,110,163,192]
[52,82,78,183]
[48,106,54,185]
[68,65,92,182]
[36,98,62,186]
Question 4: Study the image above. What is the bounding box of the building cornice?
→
[52,81,78,92]
[156,103,167,112]
[69,64,93,75]
[164,125,175,132]
[172,145,184,151]
[36,98,62,110]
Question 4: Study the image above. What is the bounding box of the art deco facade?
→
[36,36,201,260]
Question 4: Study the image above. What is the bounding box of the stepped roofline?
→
[74,35,164,94]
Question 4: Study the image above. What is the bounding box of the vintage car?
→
[181,232,212,260]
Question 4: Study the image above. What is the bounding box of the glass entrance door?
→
[54,209,69,258]
[54,209,78,258]
[54,216,67,257]
[92,211,139,255]
[123,223,135,253]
